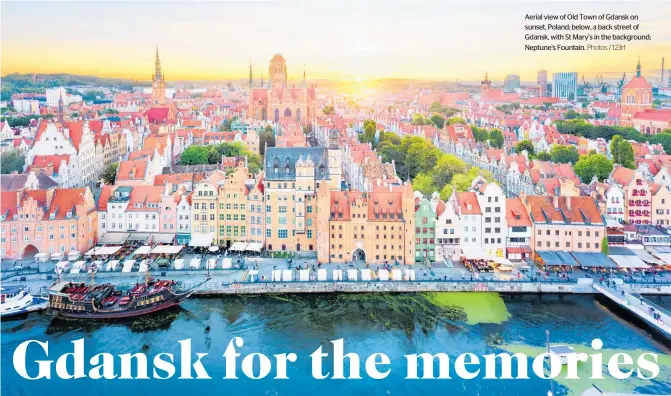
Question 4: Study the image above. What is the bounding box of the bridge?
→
[593,281,671,338]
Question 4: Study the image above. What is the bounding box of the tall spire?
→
[57,90,64,124]
[636,57,641,78]
[249,59,253,88]
[154,45,162,81]
[303,64,306,88]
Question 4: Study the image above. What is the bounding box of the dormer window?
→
[50,213,55,219]
[66,212,72,219]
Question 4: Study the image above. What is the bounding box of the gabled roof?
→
[455,192,481,215]
[526,196,603,225]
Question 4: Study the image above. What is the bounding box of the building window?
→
[278,229,288,238]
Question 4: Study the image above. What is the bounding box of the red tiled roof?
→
[624,76,652,90]
[45,188,86,219]
[610,166,636,186]
[506,198,531,227]
[117,159,148,180]
[526,196,603,225]
[455,192,481,215]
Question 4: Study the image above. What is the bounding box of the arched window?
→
[296,108,302,122]
[274,108,280,122]
[284,108,292,118]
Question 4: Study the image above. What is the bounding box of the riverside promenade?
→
[594,281,671,337]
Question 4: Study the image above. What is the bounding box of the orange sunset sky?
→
[1,1,670,82]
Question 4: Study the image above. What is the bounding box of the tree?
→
[550,145,579,164]
[81,90,105,101]
[101,162,118,185]
[428,102,442,113]
[180,146,209,165]
[431,155,467,189]
[574,153,613,183]
[259,125,275,155]
[411,113,431,125]
[445,116,465,126]
[515,140,535,156]
[471,126,490,142]
[617,139,635,169]
[610,135,622,164]
[536,151,551,161]
[601,236,609,255]
[430,114,445,129]
[488,129,504,149]
[412,173,436,196]
[321,104,335,115]
[0,150,25,174]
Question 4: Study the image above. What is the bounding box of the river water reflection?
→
[2,293,671,395]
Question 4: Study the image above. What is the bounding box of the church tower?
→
[152,46,167,105]
[249,60,253,88]
[481,71,492,92]
[620,58,652,127]
[57,91,64,124]
[269,54,287,88]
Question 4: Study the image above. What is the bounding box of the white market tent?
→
[151,233,175,244]
[222,257,233,269]
[174,259,185,270]
[245,242,263,252]
[68,251,81,261]
[51,252,64,261]
[122,260,135,273]
[69,261,83,274]
[610,255,649,269]
[634,249,664,265]
[207,259,217,269]
[272,270,283,282]
[106,260,120,271]
[35,253,50,262]
[248,269,259,281]
[347,269,358,281]
[134,246,152,256]
[378,269,389,281]
[138,260,149,273]
[189,259,201,269]
[360,269,372,281]
[404,269,416,281]
[189,233,215,248]
[150,245,183,255]
[461,246,489,260]
[97,232,130,245]
[391,269,403,280]
[91,261,103,272]
[55,261,69,273]
[282,270,292,281]
[299,269,310,281]
[86,246,122,256]
[317,268,327,281]
[230,242,247,251]
[332,269,343,281]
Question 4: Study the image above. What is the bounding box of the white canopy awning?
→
[207,259,217,269]
[86,246,122,256]
[35,253,50,262]
[51,253,64,260]
[150,233,175,244]
[189,233,215,247]
[230,242,247,251]
[461,246,489,260]
[611,255,649,269]
[347,269,358,281]
[635,249,664,265]
[245,242,263,252]
[189,259,201,269]
[378,269,389,281]
[106,260,120,271]
[138,260,149,272]
[68,251,81,257]
[134,246,152,256]
[150,245,183,255]
[98,232,130,245]
[174,259,185,270]
[122,260,135,272]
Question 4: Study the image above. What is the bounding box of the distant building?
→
[552,72,578,100]
[537,69,548,96]
[45,87,67,107]
[503,74,520,92]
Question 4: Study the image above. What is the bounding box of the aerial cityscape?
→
[1,2,671,396]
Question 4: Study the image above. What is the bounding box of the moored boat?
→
[47,277,209,320]
[1,286,49,318]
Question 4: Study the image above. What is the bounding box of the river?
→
[2,293,671,395]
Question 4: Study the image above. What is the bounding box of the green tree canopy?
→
[259,125,275,155]
[428,102,442,113]
[550,145,579,164]
[322,104,335,115]
[488,129,504,149]
[471,126,490,142]
[0,150,25,174]
[574,153,613,183]
[445,116,466,126]
[536,151,551,161]
[431,155,467,189]
[430,114,446,129]
[412,173,436,196]
[611,135,635,169]
[101,162,119,185]
[515,140,535,156]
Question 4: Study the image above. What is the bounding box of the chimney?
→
[552,196,559,209]
[566,196,571,210]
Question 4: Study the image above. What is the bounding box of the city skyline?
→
[1,1,670,82]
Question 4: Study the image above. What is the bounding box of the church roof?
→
[624,76,652,90]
